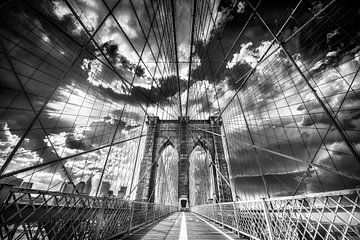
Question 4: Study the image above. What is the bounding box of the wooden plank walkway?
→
[122,212,241,240]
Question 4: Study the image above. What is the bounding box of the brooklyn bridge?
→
[0,0,359,239]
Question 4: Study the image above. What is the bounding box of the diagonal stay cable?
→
[216,0,337,120]
[185,0,197,117]
[94,1,163,196]
[128,0,178,115]
[188,0,218,118]
[0,133,148,179]
[0,0,122,175]
[143,0,177,117]
[101,0,178,118]
[188,0,225,118]
[169,0,183,118]
[187,125,228,200]
[25,1,176,120]
[188,125,360,182]
[245,0,360,164]
[0,39,82,194]
[292,63,360,195]
[188,0,261,117]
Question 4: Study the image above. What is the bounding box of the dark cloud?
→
[102,41,120,62]
[101,40,145,77]
[282,0,360,63]
[297,101,320,111]
[112,110,142,124]
[124,75,187,104]
[190,0,360,91]
[87,81,179,108]
[223,62,252,90]
[319,145,356,167]
[81,117,127,146]
[65,134,89,151]
[232,171,309,199]
[302,112,331,127]
[298,98,360,131]
[97,85,139,104]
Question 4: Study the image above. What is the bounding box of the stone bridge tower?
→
[135,116,233,206]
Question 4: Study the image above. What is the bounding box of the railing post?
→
[152,204,155,222]
[219,204,224,226]
[262,198,274,240]
[96,198,106,239]
[128,202,135,234]
[232,202,240,238]
[144,202,149,224]
[212,201,216,220]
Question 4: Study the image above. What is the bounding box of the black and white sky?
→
[0,0,360,200]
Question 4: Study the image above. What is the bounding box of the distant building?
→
[76,181,86,194]
[20,182,33,189]
[60,182,74,193]
[18,182,33,203]
[83,176,92,195]
[100,181,110,197]
[117,186,127,199]
[0,176,23,186]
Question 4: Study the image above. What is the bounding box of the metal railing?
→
[191,188,360,240]
[0,185,177,239]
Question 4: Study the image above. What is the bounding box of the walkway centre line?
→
[179,212,188,240]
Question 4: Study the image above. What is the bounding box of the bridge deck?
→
[122,212,241,240]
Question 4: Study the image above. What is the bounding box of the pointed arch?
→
[188,145,215,207]
[157,138,176,158]
[154,140,179,206]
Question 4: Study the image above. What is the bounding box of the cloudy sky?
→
[0,0,359,200]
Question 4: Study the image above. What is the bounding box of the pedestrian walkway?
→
[122,212,240,240]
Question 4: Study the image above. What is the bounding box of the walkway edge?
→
[108,212,177,240]
[191,212,260,240]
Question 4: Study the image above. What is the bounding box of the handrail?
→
[191,188,360,239]
[196,188,360,207]
[0,185,177,239]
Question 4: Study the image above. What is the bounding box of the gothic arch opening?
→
[189,145,214,207]
[154,144,179,206]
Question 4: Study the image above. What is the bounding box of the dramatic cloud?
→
[0,122,43,173]
[1,0,359,201]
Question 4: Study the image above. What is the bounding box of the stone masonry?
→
[135,116,233,204]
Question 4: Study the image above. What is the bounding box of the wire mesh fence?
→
[0,185,177,240]
[191,188,360,240]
